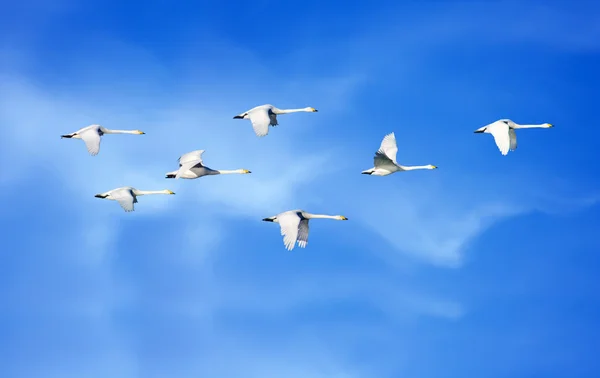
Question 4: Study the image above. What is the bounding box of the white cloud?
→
[0,72,347,217]
[2,5,598,378]
[2,4,596,273]
[356,189,523,268]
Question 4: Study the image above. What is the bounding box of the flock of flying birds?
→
[61,103,553,251]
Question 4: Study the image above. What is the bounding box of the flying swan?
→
[94,186,175,212]
[61,124,145,156]
[474,119,553,156]
[165,149,251,179]
[233,104,318,137]
[262,209,348,251]
[361,132,437,176]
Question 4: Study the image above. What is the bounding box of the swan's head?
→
[135,130,145,134]
[163,190,176,195]
[427,165,438,169]
[543,123,553,128]
[337,215,348,220]
[241,169,251,174]
[306,107,318,112]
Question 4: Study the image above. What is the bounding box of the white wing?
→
[79,127,101,156]
[178,150,205,165]
[377,132,399,163]
[373,132,399,168]
[249,108,271,137]
[487,122,511,156]
[277,212,302,251]
[110,188,136,212]
[176,150,205,179]
[297,219,309,248]
[509,129,517,151]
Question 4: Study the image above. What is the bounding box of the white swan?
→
[262,209,348,251]
[61,124,145,156]
[94,186,175,212]
[361,132,437,176]
[165,149,251,179]
[474,119,553,155]
[233,104,318,137]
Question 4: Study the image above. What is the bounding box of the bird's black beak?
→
[94,194,105,198]
[361,171,372,175]
[474,130,484,133]
[61,134,73,138]
[262,218,274,222]
[233,115,244,119]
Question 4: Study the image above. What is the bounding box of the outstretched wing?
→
[277,212,302,251]
[110,188,136,212]
[509,128,517,151]
[374,132,399,169]
[176,150,205,179]
[297,219,309,248]
[79,127,101,156]
[178,150,205,166]
[249,108,271,137]
[487,122,511,156]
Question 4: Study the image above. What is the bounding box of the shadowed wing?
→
[297,219,309,248]
[277,211,302,251]
[269,111,278,126]
[509,128,517,151]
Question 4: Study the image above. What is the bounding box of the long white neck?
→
[135,189,172,196]
[276,108,312,114]
[216,169,248,174]
[304,213,339,220]
[512,123,552,129]
[103,128,143,134]
[399,165,435,171]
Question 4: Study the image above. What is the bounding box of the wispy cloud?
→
[1,3,599,376]
[2,1,595,275]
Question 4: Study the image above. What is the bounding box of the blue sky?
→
[1,0,600,377]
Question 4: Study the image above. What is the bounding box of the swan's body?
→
[61,124,145,156]
[94,186,175,212]
[361,132,437,176]
[262,209,348,251]
[233,104,318,137]
[165,149,251,179]
[474,119,553,155]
